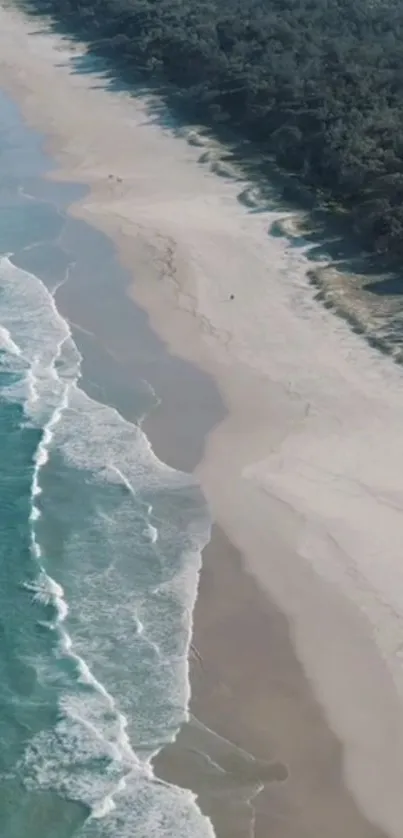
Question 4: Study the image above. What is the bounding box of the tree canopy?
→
[16,0,403,266]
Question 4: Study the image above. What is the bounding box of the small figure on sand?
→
[229,293,235,300]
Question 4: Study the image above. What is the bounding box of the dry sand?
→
[1,5,403,837]
[155,524,388,838]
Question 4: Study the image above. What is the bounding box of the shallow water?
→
[0,91,214,838]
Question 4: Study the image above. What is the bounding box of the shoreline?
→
[154,523,387,838]
[2,5,403,838]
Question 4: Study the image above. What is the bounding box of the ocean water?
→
[0,91,214,837]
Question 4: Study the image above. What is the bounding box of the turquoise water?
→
[0,91,214,837]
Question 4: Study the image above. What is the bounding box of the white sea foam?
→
[0,253,213,836]
[0,324,21,355]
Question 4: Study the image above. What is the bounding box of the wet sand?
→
[155,525,388,838]
[1,5,403,838]
[46,220,388,838]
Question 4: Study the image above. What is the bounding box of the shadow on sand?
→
[19,5,403,367]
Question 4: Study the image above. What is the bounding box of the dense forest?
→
[15,0,403,266]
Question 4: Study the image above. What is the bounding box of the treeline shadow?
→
[17,1,403,305]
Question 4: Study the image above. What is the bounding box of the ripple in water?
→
[0,252,214,838]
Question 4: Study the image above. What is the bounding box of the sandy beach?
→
[2,5,403,836]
